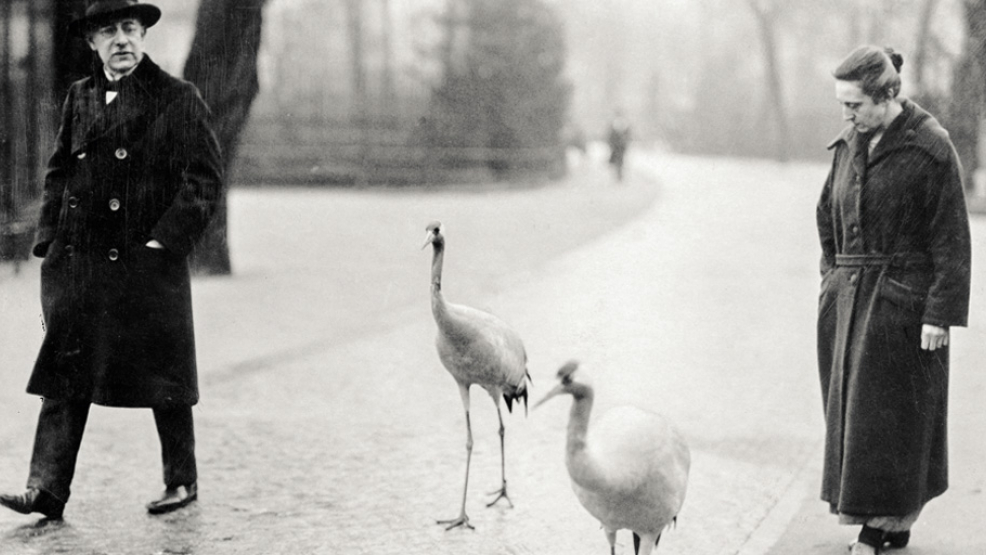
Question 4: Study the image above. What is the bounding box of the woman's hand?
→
[921,324,949,351]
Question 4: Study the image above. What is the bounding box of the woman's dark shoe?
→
[146,482,197,515]
[0,488,65,519]
[849,525,885,554]
[883,530,910,549]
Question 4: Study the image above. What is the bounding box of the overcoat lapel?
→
[70,82,106,155]
[70,58,161,155]
[850,133,867,184]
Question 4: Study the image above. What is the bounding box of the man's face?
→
[835,79,887,134]
[87,18,146,75]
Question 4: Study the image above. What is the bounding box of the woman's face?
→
[835,80,887,134]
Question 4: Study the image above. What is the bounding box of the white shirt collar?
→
[103,67,134,104]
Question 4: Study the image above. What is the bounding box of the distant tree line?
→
[415,0,570,176]
[564,0,985,177]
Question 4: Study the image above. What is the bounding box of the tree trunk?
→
[954,0,986,190]
[749,0,791,162]
[380,0,396,119]
[183,0,267,276]
[1,0,13,224]
[345,0,369,185]
[52,0,90,100]
[912,0,939,97]
[969,0,986,81]
[26,1,41,190]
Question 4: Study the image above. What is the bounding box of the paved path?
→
[0,150,982,554]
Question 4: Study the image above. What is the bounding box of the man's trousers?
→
[25,398,197,503]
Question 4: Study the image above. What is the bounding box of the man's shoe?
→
[0,488,65,519]
[146,482,197,515]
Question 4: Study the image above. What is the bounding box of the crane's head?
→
[534,360,592,408]
[422,221,445,250]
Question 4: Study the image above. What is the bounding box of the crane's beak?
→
[421,231,435,250]
[533,383,565,410]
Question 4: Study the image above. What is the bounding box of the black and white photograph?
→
[1,0,985,553]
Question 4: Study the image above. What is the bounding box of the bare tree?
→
[184,0,267,276]
[1,1,13,226]
[747,0,791,161]
[380,0,397,118]
[912,0,941,97]
[968,0,986,80]
[344,0,370,184]
[951,0,986,188]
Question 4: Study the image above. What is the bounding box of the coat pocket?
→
[879,275,927,315]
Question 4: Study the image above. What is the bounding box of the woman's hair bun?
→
[885,48,904,73]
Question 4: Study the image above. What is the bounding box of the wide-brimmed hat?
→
[69,1,162,37]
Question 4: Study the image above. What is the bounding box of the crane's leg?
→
[635,532,661,555]
[605,529,617,555]
[485,402,513,508]
[438,384,474,530]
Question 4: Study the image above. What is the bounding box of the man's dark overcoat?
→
[816,99,970,517]
[28,56,222,408]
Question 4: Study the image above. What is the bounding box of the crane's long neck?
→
[565,386,607,490]
[430,240,450,322]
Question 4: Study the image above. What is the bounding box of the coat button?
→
[68,196,79,208]
[849,274,858,284]
[109,198,121,211]
[115,148,128,160]
[108,248,119,261]
[65,244,75,255]
[850,224,859,234]
[77,152,86,160]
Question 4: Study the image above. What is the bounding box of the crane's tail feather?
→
[503,388,528,415]
[503,369,532,416]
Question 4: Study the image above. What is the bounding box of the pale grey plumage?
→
[535,361,689,555]
[424,221,530,530]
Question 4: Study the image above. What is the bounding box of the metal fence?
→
[234,114,566,186]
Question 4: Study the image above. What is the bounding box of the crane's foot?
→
[485,485,513,508]
[437,513,474,531]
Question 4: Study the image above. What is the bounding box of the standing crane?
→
[535,361,690,555]
[423,221,531,530]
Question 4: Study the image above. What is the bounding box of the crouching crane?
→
[535,361,690,554]
[423,221,531,530]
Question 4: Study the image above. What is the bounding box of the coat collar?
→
[71,55,166,154]
[826,98,952,164]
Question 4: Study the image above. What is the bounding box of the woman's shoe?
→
[849,525,885,554]
[848,540,880,555]
[883,530,910,549]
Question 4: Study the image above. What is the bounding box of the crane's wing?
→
[436,303,529,408]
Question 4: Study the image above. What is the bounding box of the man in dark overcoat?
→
[0,0,222,519]
[817,46,971,553]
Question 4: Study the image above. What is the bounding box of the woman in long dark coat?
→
[817,45,971,555]
[0,1,221,519]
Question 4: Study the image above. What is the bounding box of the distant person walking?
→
[0,0,222,519]
[816,45,970,555]
[607,111,631,182]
